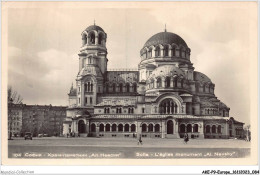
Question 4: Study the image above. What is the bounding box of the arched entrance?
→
[167,120,174,134]
[78,120,86,133]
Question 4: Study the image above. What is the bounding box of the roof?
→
[194,71,212,83]
[84,25,104,32]
[106,71,139,83]
[143,32,188,48]
[148,65,185,79]
[68,88,76,96]
[200,100,218,108]
[78,65,103,77]
[219,101,229,109]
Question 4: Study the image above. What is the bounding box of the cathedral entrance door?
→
[78,120,86,133]
[167,120,174,134]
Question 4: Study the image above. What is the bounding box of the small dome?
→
[85,25,104,32]
[148,65,185,79]
[194,71,212,83]
[143,32,188,49]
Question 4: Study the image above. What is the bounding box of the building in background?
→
[63,24,244,139]
[8,103,66,137]
[8,103,24,137]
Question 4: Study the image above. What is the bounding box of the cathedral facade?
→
[63,24,244,139]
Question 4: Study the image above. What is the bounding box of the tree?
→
[8,86,23,140]
[244,124,251,141]
[8,86,23,104]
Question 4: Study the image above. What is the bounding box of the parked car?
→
[38,134,43,137]
[24,132,32,140]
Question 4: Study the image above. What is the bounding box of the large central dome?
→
[143,32,188,48]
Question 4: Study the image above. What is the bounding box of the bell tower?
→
[76,24,107,108]
[79,23,108,74]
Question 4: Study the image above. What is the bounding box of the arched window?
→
[187,124,192,133]
[206,125,210,133]
[105,124,110,132]
[181,79,184,88]
[148,48,152,57]
[212,125,216,133]
[106,84,109,93]
[99,123,104,132]
[142,124,147,132]
[172,47,176,56]
[112,124,117,132]
[174,78,178,87]
[118,124,123,132]
[179,48,182,58]
[165,77,171,87]
[131,124,136,132]
[148,124,153,132]
[91,123,96,132]
[159,98,177,114]
[193,124,198,132]
[124,124,129,132]
[90,33,95,44]
[217,125,221,133]
[180,124,186,133]
[157,78,162,88]
[90,83,93,92]
[155,124,160,132]
[155,46,160,57]
[133,83,137,92]
[98,33,103,45]
[112,83,116,93]
[119,83,123,92]
[164,46,169,56]
[126,83,130,92]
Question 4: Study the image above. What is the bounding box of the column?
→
[137,121,141,137]
[160,49,164,57]
[96,124,99,136]
[169,102,172,114]
[162,77,165,88]
[85,120,89,133]
[154,79,157,88]
[81,82,84,107]
[170,77,174,87]
[95,36,98,45]
[161,120,166,138]
[169,49,172,57]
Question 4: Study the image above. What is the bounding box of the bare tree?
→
[8,86,23,104]
[8,86,23,140]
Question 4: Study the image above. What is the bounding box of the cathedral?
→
[63,24,244,139]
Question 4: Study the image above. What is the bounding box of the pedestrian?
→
[133,133,135,138]
[184,132,189,144]
[67,133,69,138]
[78,133,80,137]
[137,135,143,145]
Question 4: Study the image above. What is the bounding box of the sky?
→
[6,2,257,125]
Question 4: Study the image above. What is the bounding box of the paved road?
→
[8,137,251,159]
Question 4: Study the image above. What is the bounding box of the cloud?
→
[8,47,78,105]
